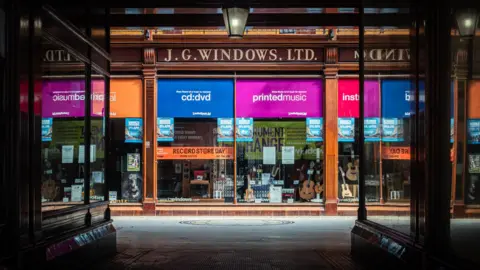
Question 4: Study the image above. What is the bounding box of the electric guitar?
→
[346,149,359,182]
[339,166,353,198]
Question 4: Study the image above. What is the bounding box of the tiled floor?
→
[89,216,363,269]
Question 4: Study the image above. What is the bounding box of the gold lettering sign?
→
[157,48,324,62]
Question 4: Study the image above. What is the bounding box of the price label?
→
[382,146,410,160]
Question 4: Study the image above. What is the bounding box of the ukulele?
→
[346,149,359,182]
[244,174,255,202]
[339,166,353,198]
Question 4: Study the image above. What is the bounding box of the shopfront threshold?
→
[109,202,413,216]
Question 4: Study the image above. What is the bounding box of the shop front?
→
[41,28,442,216]
[98,31,428,216]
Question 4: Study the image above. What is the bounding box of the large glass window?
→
[156,78,234,203]
[235,78,324,204]
[108,79,144,204]
[41,76,88,211]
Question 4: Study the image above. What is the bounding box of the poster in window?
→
[42,118,53,142]
[263,146,276,165]
[127,153,141,172]
[236,118,254,142]
[338,118,355,142]
[364,118,381,142]
[61,145,74,163]
[469,154,480,174]
[121,172,143,202]
[306,118,323,142]
[450,118,454,143]
[125,118,143,143]
[467,119,480,144]
[157,117,174,142]
[382,118,404,142]
[217,118,234,142]
[282,146,295,165]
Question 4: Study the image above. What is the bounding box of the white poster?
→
[62,145,74,164]
[263,146,276,165]
[71,185,83,202]
[282,146,295,165]
[269,186,282,203]
[78,145,97,163]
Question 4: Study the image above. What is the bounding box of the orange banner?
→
[110,79,142,118]
[382,146,410,160]
[468,81,480,118]
[157,147,234,160]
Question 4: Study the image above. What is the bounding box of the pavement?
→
[89,216,363,270]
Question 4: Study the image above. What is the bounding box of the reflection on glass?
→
[41,73,87,211]
[362,7,414,234]
[450,8,480,265]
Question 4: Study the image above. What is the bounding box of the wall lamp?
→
[222,7,249,38]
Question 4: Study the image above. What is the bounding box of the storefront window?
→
[338,79,381,203]
[108,79,144,204]
[156,78,234,203]
[380,79,416,203]
[235,79,324,203]
[89,74,106,202]
[41,76,88,211]
[466,80,480,205]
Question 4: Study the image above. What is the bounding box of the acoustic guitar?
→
[300,173,316,201]
[346,149,359,182]
[339,166,353,198]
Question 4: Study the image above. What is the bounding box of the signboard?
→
[236,79,323,118]
[125,118,143,143]
[338,80,380,118]
[110,79,143,118]
[381,79,425,118]
[338,118,355,142]
[364,118,381,142]
[157,117,174,142]
[338,48,411,62]
[42,80,105,118]
[157,147,234,160]
[217,118,234,142]
[158,48,324,62]
[382,146,410,160]
[157,79,234,118]
[468,119,480,144]
[382,118,404,142]
[306,118,323,142]
[236,118,254,142]
[42,118,53,142]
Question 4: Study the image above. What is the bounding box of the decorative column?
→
[324,47,339,215]
[142,48,157,215]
